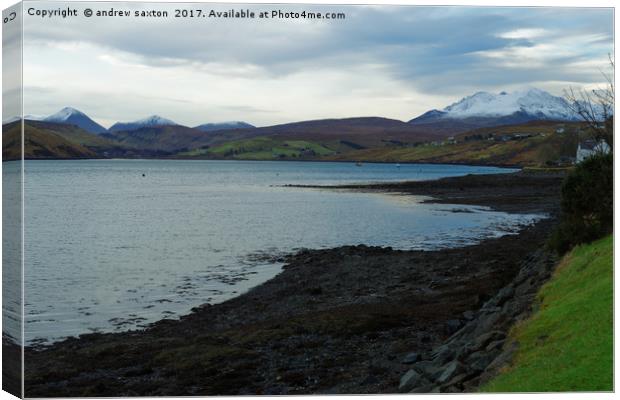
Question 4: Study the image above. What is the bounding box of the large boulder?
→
[399,369,430,392]
[437,360,465,384]
[402,352,420,364]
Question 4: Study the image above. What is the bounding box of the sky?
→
[9,1,615,128]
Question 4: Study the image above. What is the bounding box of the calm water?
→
[4,160,544,345]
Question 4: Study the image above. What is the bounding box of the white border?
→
[0,1,616,400]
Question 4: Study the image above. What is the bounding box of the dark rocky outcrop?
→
[399,248,557,393]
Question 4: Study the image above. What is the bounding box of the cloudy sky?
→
[16,1,614,128]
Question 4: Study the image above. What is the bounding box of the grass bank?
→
[482,235,613,392]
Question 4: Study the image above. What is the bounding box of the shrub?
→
[549,153,613,254]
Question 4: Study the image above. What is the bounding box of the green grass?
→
[179,136,335,160]
[482,235,613,392]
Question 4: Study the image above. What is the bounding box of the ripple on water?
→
[10,160,539,345]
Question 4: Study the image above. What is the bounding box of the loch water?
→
[2,160,543,344]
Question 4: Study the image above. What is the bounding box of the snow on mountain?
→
[410,88,590,125]
[109,115,179,132]
[46,107,83,122]
[24,114,46,121]
[3,114,45,124]
[43,107,108,134]
[194,121,255,132]
[443,88,577,120]
[133,115,177,126]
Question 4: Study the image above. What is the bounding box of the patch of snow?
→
[44,107,86,122]
[3,114,45,124]
[132,115,177,126]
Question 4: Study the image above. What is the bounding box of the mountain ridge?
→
[194,121,255,132]
[109,115,180,132]
[409,88,585,129]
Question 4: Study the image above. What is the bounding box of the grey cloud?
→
[24,5,612,67]
[19,2,614,121]
[217,105,277,114]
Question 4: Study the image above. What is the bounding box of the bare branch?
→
[564,56,614,148]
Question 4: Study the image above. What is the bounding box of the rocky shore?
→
[285,170,562,215]
[23,171,564,396]
[397,246,557,392]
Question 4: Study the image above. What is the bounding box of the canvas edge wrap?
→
[2,1,24,398]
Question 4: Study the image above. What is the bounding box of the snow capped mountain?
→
[194,121,255,132]
[444,89,576,119]
[109,115,179,132]
[410,88,584,126]
[43,107,107,134]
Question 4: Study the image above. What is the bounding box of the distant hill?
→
[8,111,475,160]
[213,116,454,146]
[3,121,99,160]
[2,121,138,160]
[25,121,126,153]
[325,121,585,167]
[3,120,256,158]
[103,116,454,157]
[102,125,212,153]
[43,107,108,134]
[194,121,255,132]
[174,116,458,160]
[109,115,179,132]
[2,104,589,166]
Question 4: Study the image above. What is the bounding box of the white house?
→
[576,140,611,163]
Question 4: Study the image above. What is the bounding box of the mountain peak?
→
[47,107,87,121]
[43,107,107,134]
[109,115,179,132]
[60,106,82,112]
[135,115,177,125]
[426,88,578,121]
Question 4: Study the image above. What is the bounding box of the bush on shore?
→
[549,152,613,254]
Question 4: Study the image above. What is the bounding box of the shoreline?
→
[285,170,564,215]
[22,171,564,396]
[10,157,524,169]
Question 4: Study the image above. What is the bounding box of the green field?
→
[482,235,613,392]
[178,136,336,160]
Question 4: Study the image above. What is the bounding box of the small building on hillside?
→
[576,139,611,163]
